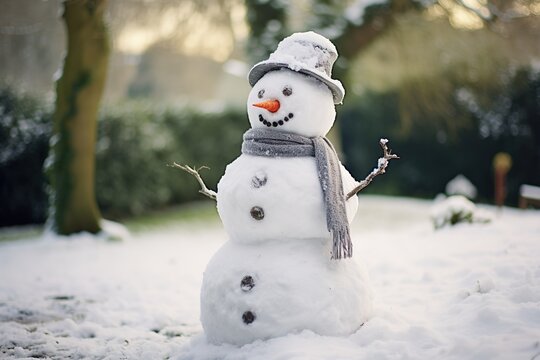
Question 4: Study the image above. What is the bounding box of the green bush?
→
[0,87,51,226]
[341,66,540,204]
[0,91,248,226]
[95,102,248,218]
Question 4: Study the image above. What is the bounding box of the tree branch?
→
[346,139,399,200]
[171,163,217,201]
[333,1,420,61]
[454,0,494,22]
[453,0,528,23]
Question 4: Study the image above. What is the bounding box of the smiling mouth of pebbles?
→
[258,112,294,128]
[259,113,294,127]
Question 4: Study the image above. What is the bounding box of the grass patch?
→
[122,200,219,233]
[0,200,220,241]
[0,225,43,242]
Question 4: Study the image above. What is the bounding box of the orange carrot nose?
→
[252,99,280,113]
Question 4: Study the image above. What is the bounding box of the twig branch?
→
[170,163,217,200]
[346,138,399,200]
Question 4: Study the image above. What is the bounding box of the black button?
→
[242,310,256,324]
[250,206,264,220]
[241,275,255,291]
[251,173,267,188]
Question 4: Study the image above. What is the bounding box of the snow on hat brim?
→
[248,62,345,104]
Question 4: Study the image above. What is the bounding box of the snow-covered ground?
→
[1,196,539,360]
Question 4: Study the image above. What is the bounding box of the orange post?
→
[493,152,512,208]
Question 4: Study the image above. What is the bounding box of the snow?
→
[445,174,478,199]
[376,157,387,170]
[430,195,492,229]
[1,196,539,359]
[520,184,540,200]
[268,32,338,72]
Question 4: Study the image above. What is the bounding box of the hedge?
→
[0,90,248,226]
[341,67,540,204]
[95,102,248,218]
[0,87,52,226]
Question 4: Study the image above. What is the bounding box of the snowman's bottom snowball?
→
[200,239,372,346]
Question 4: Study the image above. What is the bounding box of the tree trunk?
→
[49,0,109,235]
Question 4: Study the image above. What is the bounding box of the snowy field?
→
[1,195,539,360]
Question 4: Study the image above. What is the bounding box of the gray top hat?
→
[248,31,345,104]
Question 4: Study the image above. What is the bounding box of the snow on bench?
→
[519,184,540,208]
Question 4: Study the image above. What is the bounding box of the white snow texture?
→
[445,174,478,199]
[430,195,492,229]
[1,197,539,360]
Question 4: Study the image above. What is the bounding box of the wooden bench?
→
[519,184,540,208]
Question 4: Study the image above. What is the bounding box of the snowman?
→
[199,32,372,346]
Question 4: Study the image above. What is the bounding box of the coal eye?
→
[282,86,292,96]
[257,89,265,99]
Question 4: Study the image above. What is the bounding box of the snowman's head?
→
[247,69,336,138]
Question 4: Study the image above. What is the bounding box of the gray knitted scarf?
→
[242,128,352,259]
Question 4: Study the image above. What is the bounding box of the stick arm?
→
[171,163,217,201]
[346,139,399,200]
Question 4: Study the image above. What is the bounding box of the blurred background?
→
[1,0,539,228]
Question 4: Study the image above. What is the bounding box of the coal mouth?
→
[258,112,294,128]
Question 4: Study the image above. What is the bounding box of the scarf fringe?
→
[331,227,353,260]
